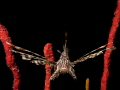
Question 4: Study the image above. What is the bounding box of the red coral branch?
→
[0,24,21,90]
[44,43,54,90]
[100,0,120,90]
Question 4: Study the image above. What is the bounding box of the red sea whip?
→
[100,0,120,90]
[0,24,21,90]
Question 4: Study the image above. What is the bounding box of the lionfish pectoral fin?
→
[50,70,60,80]
[69,72,77,80]
[68,69,77,80]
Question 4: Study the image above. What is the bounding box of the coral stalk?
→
[85,78,89,90]
[44,43,54,90]
[0,24,21,90]
[100,0,120,90]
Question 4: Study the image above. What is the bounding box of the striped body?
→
[50,48,77,80]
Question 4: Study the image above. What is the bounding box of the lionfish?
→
[6,32,115,80]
